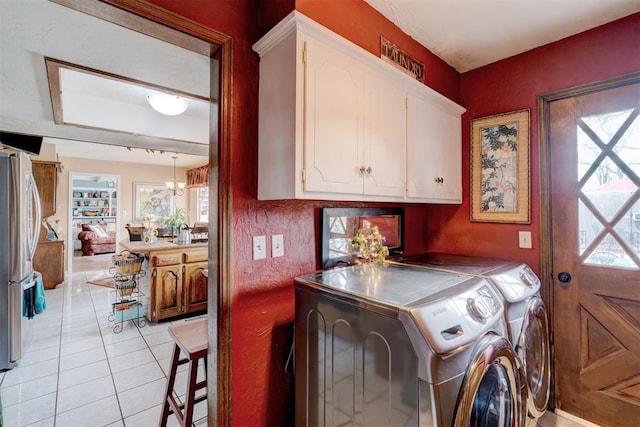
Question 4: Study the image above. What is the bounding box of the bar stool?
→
[159,318,208,427]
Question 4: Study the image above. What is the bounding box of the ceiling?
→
[0,0,211,166]
[48,137,207,168]
[2,1,639,166]
[365,0,640,72]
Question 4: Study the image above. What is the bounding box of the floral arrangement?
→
[163,207,189,230]
[348,223,389,267]
[142,213,158,238]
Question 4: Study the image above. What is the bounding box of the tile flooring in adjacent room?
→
[0,267,207,427]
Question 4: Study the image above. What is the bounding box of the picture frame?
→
[471,109,530,223]
[133,182,172,221]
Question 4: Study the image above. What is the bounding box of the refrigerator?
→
[0,151,42,370]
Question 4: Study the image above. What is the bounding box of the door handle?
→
[558,271,572,286]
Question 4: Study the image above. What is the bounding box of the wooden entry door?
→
[549,78,640,426]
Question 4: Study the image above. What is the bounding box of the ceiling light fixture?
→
[166,156,186,196]
[147,92,189,116]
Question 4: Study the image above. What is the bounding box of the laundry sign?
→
[380,36,424,82]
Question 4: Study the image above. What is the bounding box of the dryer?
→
[294,263,527,426]
[399,253,551,423]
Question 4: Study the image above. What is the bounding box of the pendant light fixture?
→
[166,156,185,196]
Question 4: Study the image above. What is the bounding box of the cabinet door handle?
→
[366,166,372,174]
[359,165,366,174]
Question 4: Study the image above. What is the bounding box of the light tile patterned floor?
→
[0,268,207,427]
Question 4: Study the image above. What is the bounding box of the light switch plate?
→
[272,234,284,258]
[518,231,532,249]
[253,235,266,260]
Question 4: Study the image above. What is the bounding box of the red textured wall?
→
[138,1,639,425]
[145,1,460,425]
[296,0,461,103]
[425,12,640,274]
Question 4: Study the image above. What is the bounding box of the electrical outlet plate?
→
[518,231,532,249]
[272,234,284,258]
[253,235,266,260]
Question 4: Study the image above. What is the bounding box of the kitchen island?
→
[119,239,209,321]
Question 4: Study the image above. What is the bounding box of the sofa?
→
[77,223,116,256]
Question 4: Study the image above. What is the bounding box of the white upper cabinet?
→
[253,11,465,203]
[363,70,407,198]
[407,92,462,203]
[303,36,365,195]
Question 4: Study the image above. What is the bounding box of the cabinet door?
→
[184,262,208,314]
[151,265,183,320]
[32,162,57,218]
[363,72,407,197]
[303,37,364,195]
[432,108,462,201]
[33,240,64,289]
[406,93,462,202]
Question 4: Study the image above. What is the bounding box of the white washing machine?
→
[399,253,551,423]
[294,263,527,426]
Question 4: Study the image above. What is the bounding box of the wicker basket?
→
[114,277,137,297]
[111,251,144,275]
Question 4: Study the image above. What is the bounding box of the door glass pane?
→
[577,126,605,182]
[582,109,634,148]
[577,107,640,268]
[613,198,640,268]
[578,199,604,255]
[585,237,632,267]
[583,173,637,220]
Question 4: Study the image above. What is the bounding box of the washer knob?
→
[467,297,489,323]
[520,270,536,287]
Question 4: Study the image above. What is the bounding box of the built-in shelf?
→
[71,176,119,251]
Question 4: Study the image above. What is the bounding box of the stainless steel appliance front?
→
[295,264,524,426]
[399,253,550,422]
[1,151,42,370]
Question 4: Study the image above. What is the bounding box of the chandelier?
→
[166,156,185,196]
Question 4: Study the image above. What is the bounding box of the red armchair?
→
[77,223,116,256]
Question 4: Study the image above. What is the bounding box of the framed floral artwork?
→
[471,109,530,223]
[133,182,172,221]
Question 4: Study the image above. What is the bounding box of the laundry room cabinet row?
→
[253,11,466,203]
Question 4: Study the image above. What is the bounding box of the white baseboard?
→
[555,409,602,427]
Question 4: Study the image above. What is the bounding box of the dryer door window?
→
[471,363,514,425]
[517,296,550,418]
[453,334,526,427]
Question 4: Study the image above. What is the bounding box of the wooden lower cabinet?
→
[33,240,64,289]
[148,248,207,321]
[152,264,183,320]
[184,262,208,313]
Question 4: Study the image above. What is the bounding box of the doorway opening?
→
[51,1,233,423]
[69,172,120,273]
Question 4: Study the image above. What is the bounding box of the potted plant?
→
[163,207,189,241]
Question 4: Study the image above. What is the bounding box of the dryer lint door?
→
[516,295,551,419]
[453,333,527,427]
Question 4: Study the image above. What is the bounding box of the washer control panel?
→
[488,264,540,303]
[406,278,504,354]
